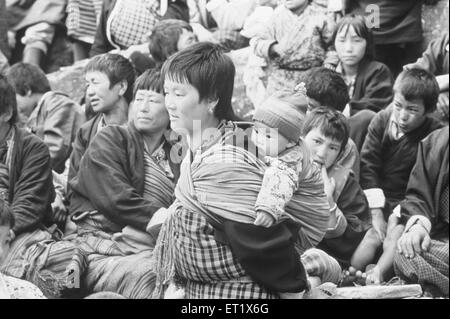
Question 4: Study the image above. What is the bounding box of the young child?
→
[148,19,197,68]
[5,63,85,174]
[251,0,336,95]
[333,14,393,116]
[0,199,46,299]
[301,108,379,284]
[299,68,363,173]
[360,68,443,284]
[251,88,341,293]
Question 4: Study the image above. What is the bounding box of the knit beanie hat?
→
[253,93,306,142]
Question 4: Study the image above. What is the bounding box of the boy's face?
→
[334,25,367,68]
[392,92,427,134]
[15,93,37,126]
[177,29,197,52]
[251,122,290,157]
[282,0,308,11]
[132,89,169,135]
[164,77,211,135]
[85,71,124,114]
[304,127,342,169]
[0,226,12,265]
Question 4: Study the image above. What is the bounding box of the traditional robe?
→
[360,105,443,212]
[2,126,54,236]
[394,126,449,296]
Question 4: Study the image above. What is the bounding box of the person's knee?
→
[365,228,382,247]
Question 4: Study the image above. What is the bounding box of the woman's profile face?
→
[335,25,367,68]
[164,77,210,135]
[132,89,169,135]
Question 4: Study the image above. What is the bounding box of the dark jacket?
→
[69,123,181,231]
[90,0,189,56]
[9,126,55,236]
[350,59,394,114]
[360,106,443,209]
[68,114,102,190]
[400,126,449,240]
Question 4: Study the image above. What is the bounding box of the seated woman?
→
[153,42,331,299]
[3,69,180,299]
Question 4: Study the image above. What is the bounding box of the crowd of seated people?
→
[0,0,448,299]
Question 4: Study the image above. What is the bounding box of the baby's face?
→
[251,122,290,157]
[0,226,12,265]
[303,128,342,169]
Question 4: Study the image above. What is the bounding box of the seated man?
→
[394,126,449,297]
[68,53,135,218]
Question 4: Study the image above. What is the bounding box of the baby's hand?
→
[254,211,275,227]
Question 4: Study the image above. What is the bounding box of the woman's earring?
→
[208,107,214,114]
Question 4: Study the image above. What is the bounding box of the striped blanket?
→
[1,226,156,299]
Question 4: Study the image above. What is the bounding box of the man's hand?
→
[371,208,387,242]
[51,193,67,224]
[397,223,431,259]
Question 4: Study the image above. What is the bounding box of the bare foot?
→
[339,266,367,287]
[365,264,383,285]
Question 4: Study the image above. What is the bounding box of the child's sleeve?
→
[250,10,278,59]
[360,111,387,209]
[336,171,372,232]
[406,33,448,75]
[255,158,299,221]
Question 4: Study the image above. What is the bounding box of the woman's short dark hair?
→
[0,74,18,125]
[133,69,163,97]
[5,63,51,96]
[149,19,194,67]
[161,42,239,121]
[302,108,350,154]
[332,14,375,61]
[0,198,14,229]
[85,53,136,104]
[393,68,440,113]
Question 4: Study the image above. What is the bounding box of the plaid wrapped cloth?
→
[108,0,160,49]
[172,207,278,299]
[394,239,449,296]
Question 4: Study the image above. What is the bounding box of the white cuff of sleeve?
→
[364,188,386,209]
[393,204,401,218]
[404,215,432,234]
